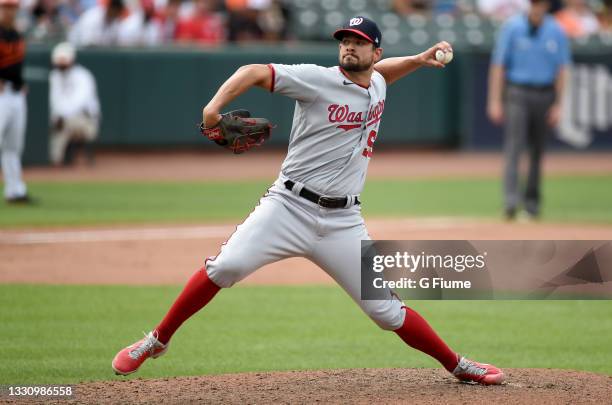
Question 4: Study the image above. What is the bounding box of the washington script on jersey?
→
[327,99,386,132]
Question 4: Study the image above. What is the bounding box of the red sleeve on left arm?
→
[267,64,276,93]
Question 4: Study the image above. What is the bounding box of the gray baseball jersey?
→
[206,63,405,332]
[270,64,387,196]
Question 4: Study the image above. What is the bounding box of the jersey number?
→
[362,130,377,158]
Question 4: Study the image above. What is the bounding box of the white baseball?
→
[444,51,453,64]
[435,49,454,65]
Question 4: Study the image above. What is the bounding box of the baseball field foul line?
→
[0,226,235,245]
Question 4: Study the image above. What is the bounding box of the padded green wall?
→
[24,45,460,154]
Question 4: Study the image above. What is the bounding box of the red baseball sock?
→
[154,267,221,344]
[394,306,459,372]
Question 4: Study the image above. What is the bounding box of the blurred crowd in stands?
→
[14,0,612,46]
[19,0,291,45]
[393,0,611,37]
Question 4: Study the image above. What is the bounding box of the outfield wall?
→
[23,44,612,164]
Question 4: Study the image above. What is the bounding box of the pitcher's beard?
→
[340,56,372,72]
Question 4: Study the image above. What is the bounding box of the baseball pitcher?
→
[113,16,505,386]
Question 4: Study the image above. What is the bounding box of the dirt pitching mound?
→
[22,368,612,404]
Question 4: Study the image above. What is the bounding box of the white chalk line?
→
[0,226,235,245]
[0,218,479,245]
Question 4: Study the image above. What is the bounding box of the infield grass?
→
[1,285,611,384]
[1,175,612,227]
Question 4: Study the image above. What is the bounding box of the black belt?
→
[284,180,360,209]
[508,82,554,91]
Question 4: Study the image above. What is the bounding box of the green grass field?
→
[1,175,612,227]
[1,285,611,384]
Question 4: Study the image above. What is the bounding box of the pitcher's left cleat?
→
[452,356,505,385]
[112,331,168,376]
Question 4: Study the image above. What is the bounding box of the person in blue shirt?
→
[487,0,570,220]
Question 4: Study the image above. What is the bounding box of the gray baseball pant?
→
[503,84,555,215]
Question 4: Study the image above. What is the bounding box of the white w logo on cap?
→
[349,17,363,26]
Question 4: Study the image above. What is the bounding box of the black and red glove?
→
[200,110,272,154]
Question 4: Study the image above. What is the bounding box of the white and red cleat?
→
[112,331,168,376]
[452,356,505,385]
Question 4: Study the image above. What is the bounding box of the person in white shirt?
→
[477,0,530,22]
[49,42,100,165]
[117,0,163,46]
[68,0,126,46]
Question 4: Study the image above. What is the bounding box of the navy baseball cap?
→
[333,16,382,48]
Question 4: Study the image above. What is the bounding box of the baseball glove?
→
[200,110,272,154]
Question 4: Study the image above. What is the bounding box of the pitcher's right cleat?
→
[452,356,505,385]
[112,331,168,376]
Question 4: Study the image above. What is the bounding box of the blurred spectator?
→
[393,0,463,15]
[78,0,97,13]
[392,0,432,16]
[434,0,461,14]
[27,0,65,41]
[68,0,127,46]
[225,0,263,41]
[57,0,87,26]
[257,0,289,41]
[555,0,600,38]
[601,0,612,33]
[49,42,100,166]
[175,0,224,45]
[477,0,530,22]
[488,0,570,220]
[117,0,163,45]
[225,0,288,42]
[549,0,563,13]
[157,0,181,42]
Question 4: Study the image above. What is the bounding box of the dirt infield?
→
[6,368,611,404]
[2,218,612,285]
